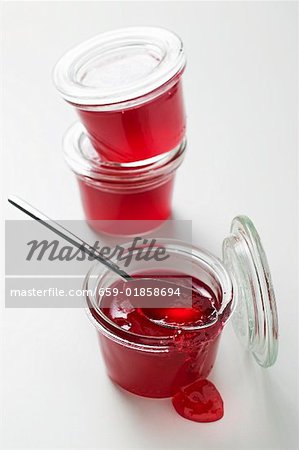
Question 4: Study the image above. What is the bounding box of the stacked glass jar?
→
[53,27,187,235]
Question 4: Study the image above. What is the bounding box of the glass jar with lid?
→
[84,216,278,398]
[54,27,186,164]
[63,122,186,236]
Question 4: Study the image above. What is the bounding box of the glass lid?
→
[53,26,185,108]
[222,216,278,368]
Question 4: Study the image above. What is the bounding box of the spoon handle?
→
[8,196,133,281]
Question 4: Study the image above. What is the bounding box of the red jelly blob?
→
[172,379,224,422]
[143,286,218,329]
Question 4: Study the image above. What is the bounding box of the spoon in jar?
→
[8,196,218,329]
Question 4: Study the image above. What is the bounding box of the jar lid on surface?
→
[53,26,186,109]
[223,216,278,368]
[63,122,186,183]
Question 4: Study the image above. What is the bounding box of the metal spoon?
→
[8,196,218,328]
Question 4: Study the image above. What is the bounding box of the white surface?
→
[1,2,298,449]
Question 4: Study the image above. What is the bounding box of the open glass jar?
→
[63,122,186,235]
[85,216,278,398]
[54,27,186,163]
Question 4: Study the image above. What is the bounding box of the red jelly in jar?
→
[85,217,279,399]
[54,27,186,163]
[85,240,236,398]
[63,123,186,235]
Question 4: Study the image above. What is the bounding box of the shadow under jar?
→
[54,26,186,164]
[63,122,186,236]
[85,217,279,398]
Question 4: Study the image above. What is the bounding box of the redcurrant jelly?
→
[84,217,279,419]
[54,27,186,163]
[63,123,186,235]
[85,240,235,398]
[172,378,224,422]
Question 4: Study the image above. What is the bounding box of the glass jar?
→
[63,122,186,235]
[84,216,279,398]
[53,27,186,163]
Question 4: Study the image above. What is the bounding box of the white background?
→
[1,2,298,449]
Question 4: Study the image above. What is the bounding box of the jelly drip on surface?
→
[172,379,224,422]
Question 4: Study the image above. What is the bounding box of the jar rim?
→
[84,239,236,352]
[63,122,186,185]
[53,26,186,109]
